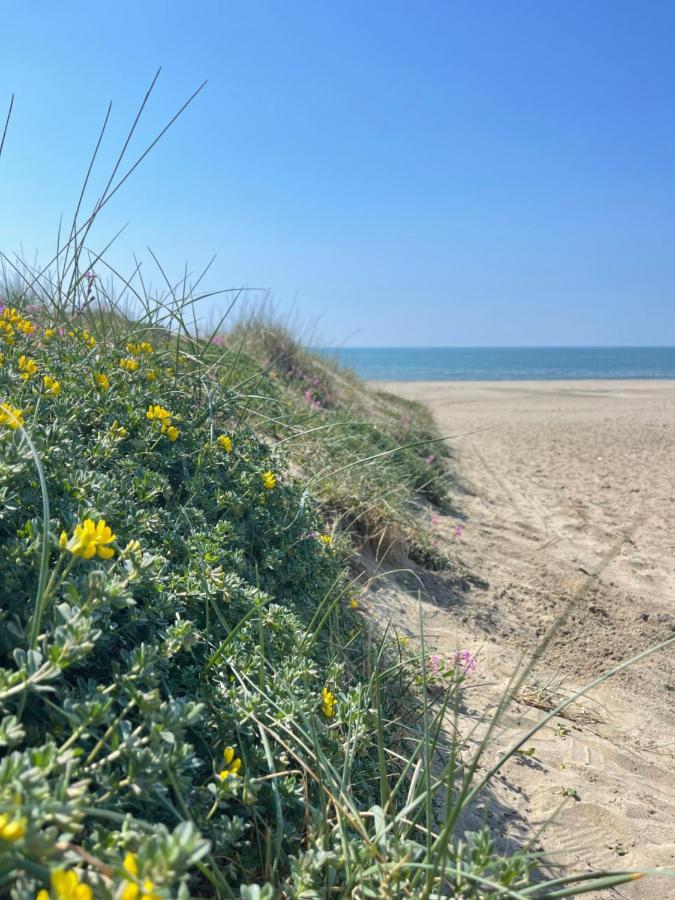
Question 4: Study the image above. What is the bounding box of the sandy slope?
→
[368,380,675,897]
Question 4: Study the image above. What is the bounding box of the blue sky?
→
[1,1,675,346]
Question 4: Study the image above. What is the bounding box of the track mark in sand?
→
[465,440,552,541]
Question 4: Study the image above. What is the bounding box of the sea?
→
[316,346,675,382]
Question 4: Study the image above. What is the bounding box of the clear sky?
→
[1,1,675,346]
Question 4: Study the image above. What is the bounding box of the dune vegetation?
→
[0,83,654,898]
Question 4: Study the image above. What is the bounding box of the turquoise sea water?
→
[317,347,675,381]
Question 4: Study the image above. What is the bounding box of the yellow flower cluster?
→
[119,357,139,372]
[217,746,242,781]
[94,372,110,391]
[18,355,38,380]
[68,327,96,349]
[0,813,26,842]
[321,687,336,718]
[2,306,34,337]
[36,868,92,900]
[217,434,233,452]
[44,328,56,341]
[121,852,160,900]
[146,404,179,441]
[262,470,277,490]
[60,519,116,560]
[127,341,154,355]
[320,534,332,545]
[43,375,62,397]
[0,402,24,429]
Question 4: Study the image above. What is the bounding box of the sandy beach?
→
[369,379,675,894]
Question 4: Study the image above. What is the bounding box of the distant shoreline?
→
[318,346,675,382]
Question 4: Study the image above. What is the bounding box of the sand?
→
[367,380,675,896]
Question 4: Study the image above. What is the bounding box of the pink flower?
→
[454,525,463,538]
[431,654,441,676]
[212,335,225,347]
[451,650,477,676]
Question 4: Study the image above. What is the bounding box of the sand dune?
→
[368,380,675,897]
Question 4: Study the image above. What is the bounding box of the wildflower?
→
[2,306,20,322]
[119,357,139,371]
[94,372,110,391]
[212,335,225,347]
[146,404,172,423]
[320,533,332,545]
[321,687,335,718]
[145,369,158,382]
[44,328,56,340]
[217,434,233,453]
[430,654,441,676]
[18,355,38,380]
[262,470,277,490]
[16,317,35,335]
[127,341,153,355]
[451,650,477,676]
[120,852,160,900]
[164,425,179,442]
[217,746,242,781]
[110,420,128,439]
[454,524,463,538]
[349,597,359,609]
[0,813,26,842]
[0,320,15,344]
[0,402,24,429]
[69,327,96,349]
[36,868,92,900]
[59,519,116,560]
[43,375,62,397]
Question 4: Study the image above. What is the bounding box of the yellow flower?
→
[145,369,158,382]
[163,424,179,442]
[0,402,24,429]
[94,372,110,391]
[0,320,15,344]
[44,328,56,341]
[119,357,139,372]
[17,317,35,335]
[40,868,93,900]
[217,435,233,453]
[0,813,26,842]
[18,355,38,380]
[217,746,242,781]
[110,420,129,440]
[2,306,20,322]
[145,404,172,423]
[262,470,277,490]
[60,518,116,560]
[139,341,153,354]
[320,534,332,545]
[43,375,62,397]
[321,687,335,718]
[349,598,359,609]
[121,853,160,900]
